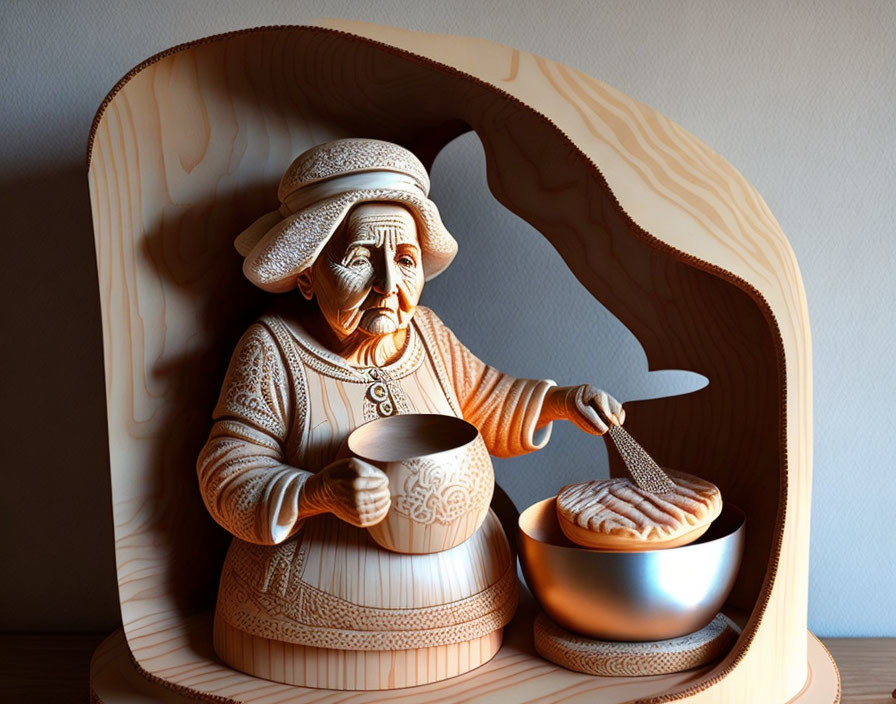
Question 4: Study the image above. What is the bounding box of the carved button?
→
[378,400,395,416]
[368,382,389,402]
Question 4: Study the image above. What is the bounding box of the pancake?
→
[556,470,722,551]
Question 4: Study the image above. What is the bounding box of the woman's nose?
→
[373,252,398,295]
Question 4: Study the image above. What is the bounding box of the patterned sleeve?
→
[414,307,556,458]
[196,322,311,545]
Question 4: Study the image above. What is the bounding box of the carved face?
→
[301,202,425,339]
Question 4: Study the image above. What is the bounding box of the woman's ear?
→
[296,269,314,300]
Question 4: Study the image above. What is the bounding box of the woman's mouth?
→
[364,304,397,315]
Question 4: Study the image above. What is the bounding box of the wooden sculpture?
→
[87,19,839,704]
[198,137,626,689]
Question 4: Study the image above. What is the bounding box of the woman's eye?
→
[343,246,371,269]
[397,255,416,267]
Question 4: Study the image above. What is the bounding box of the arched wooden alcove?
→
[87,20,838,704]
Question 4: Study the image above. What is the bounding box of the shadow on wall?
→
[0,167,120,631]
[423,133,709,507]
[137,181,275,633]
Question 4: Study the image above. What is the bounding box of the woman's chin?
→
[359,314,400,336]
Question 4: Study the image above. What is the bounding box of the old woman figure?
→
[197,138,624,689]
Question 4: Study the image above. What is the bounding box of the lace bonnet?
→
[235,138,459,293]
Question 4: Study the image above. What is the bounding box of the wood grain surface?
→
[6,633,880,704]
[213,614,504,690]
[821,639,895,704]
[84,594,741,703]
[85,606,844,704]
[87,18,823,703]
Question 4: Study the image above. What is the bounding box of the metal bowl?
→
[518,497,744,641]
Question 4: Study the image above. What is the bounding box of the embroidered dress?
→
[198,306,555,651]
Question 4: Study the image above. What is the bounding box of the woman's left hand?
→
[539,384,625,435]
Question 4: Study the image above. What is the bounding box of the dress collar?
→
[270,310,425,382]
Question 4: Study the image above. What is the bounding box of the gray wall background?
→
[1,0,893,637]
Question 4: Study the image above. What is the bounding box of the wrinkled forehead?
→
[345,203,419,247]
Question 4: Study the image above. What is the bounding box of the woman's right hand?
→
[299,457,391,528]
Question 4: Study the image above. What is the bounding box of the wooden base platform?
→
[533,612,740,677]
[89,594,840,703]
[212,613,504,690]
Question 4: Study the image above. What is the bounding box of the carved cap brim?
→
[241,189,458,293]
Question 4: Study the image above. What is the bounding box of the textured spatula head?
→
[607,424,676,494]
